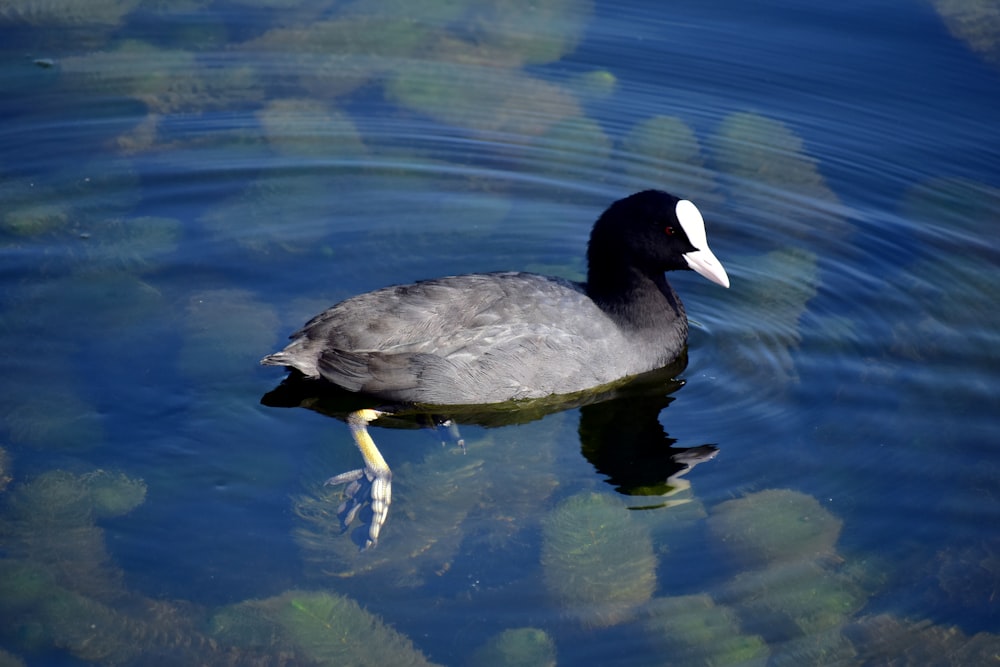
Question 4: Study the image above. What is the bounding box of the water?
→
[1,0,998,665]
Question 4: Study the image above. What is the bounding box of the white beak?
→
[684,247,730,288]
[676,199,730,288]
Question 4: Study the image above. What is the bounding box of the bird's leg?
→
[324,408,391,550]
[432,416,466,453]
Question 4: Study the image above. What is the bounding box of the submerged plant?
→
[0,469,146,601]
[177,288,280,381]
[707,488,842,568]
[713,246,820,389]
[620,116,721,206]
[81,469,148,518]
[467,627,557,667]
[58,39,261,114]
[295,437,488,585]
[709,112,852,242]
[257,99,367,159]
[212,590,442,666]
[74,215,182,271]
[845,613,1000,666]
[237,15,434,100]
[641,594,769,667]
[0,447,10,492]
[1,381,105,451]
[721,560,868,640]
[529,115,612,180]
[0,0,139,26]
[385,61,581,137]
[462,0,595,66]
[540,492,656,627]
[929,0,1000,71]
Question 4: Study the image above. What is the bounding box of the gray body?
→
[261,271,687,405]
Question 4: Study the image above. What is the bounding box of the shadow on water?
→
[261,353,720,547]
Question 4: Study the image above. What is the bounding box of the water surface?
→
[1,0,998,665]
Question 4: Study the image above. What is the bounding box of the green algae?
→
[893,178,999,360]
[81,215,182,271]
[213,590,442,666]
[709,112,852,241]
[540,492,656,627]
[529,115,612,179]
[463,0,594,66]
[257,99,367,159]
[929,0,1000,70]
[642,594,769,667]
[81,469,148,518]
[566,68,617,101]
[845,613,1000,666]
[714,246,820,389]
[59,39,262,114]
[0,469,145,601]
[0,0,138,26]
[177,288,281,381]
[198,171,336,255]
[385,62,582,136]
[0,447,11,492]
[707,489,842,568]
[60,269,165,332]
[467,627,557,667]
[278,591,440,666]
[620,116,721,205]
[2,201,70,237]
[295,436,489,584]
[722,561,867,639]
[1,381,105,451]
[0,648,25,667]
[238,15,433,100]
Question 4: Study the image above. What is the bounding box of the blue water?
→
[2,0,999,665]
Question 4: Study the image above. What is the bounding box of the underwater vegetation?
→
[713,246,819,390]
[893,178,999,363]
[58,39,262,114]
[707,489,842,568]
[466,627,557,667]
[620,115,721,207]
[0,461,441,665]
[293,404,562,586]
[257,99,367,159]
[930,537,1000,630]
[0,448,10,492]
[0,469,146,600]
[540,492,656,627]
[722,560,868,640]
[385,62,582,137]
[177,288,280,382]
[461,0,594,66]
[641,594,769,667]
[211,590,442,666]
[930,0,1000,71]
[527,115,612,180]
[708,112,852,243]
[1,159,141,242]
[59,215,182,273]
[198,170,341,255]
[845,613,1000,666]
[0,0,138,27]
[0,379,104,451]
[295,439,489,584]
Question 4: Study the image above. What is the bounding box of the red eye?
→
[664,226,675,235]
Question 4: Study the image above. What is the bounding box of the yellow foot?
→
[325,409,391,550]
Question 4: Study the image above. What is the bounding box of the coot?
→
[262,189,729,547]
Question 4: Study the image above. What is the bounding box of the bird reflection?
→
[261,354,719,548]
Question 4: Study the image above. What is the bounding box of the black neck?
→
[586,259,685,330]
